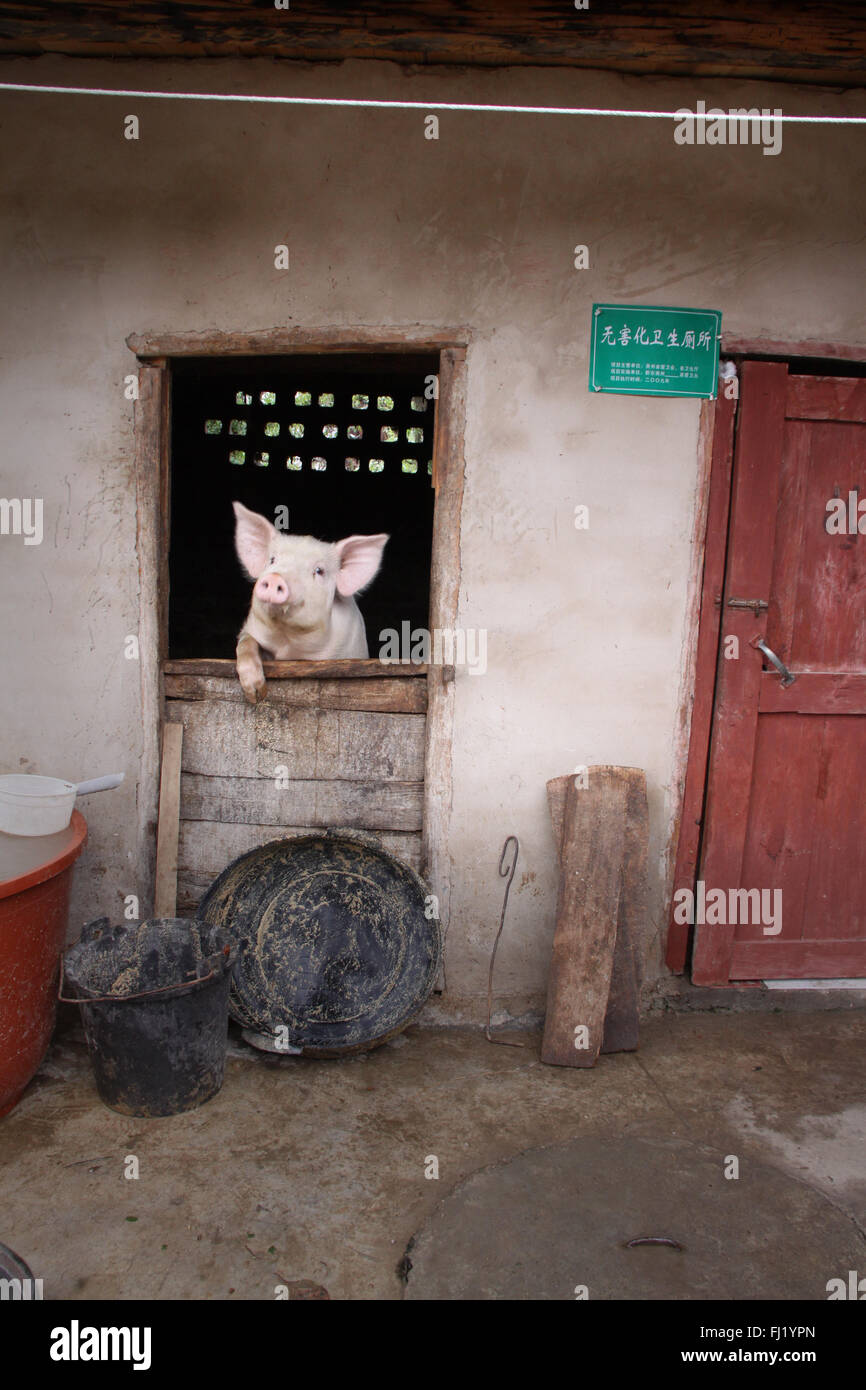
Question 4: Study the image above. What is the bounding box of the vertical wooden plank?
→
[780,418,864,670]
[154,722,183,918]
[541,767,631,1068]
[693,362,788,985]
[134,359,170,917]
[601,772,647,1053]
[666,392,737,971]
[545,773,570,855]
[423,346,467,981]
[738,714,820,946]
[801,718,866,941]
[547,768,647,1055]
[770,420,811,668]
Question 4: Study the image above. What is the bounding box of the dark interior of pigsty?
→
[168,353,439,659]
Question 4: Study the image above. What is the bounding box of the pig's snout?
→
[255,572,290,605]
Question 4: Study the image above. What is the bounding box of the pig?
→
[232,500,388,704]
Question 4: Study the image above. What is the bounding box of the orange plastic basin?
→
[0,810,87,1116]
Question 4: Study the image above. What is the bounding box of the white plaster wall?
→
[1,57,864,1013]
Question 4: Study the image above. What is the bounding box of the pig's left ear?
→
[334,534,389,597]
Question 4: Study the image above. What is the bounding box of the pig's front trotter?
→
[239,665,267,704]
[237,635,267,705]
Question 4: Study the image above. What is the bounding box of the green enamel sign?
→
[589,304,722,398]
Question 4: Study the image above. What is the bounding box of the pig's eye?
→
[314,565,325,577]
[269,556,275,564]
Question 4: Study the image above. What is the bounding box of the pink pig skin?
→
[232,501,388,704]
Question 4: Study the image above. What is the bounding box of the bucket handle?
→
[58,945,233,1004]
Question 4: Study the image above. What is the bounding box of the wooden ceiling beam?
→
[0,2,865,88]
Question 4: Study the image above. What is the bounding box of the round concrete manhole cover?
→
[403,1136,864,1300]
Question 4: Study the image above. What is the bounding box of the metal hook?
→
[486,835,526,1047]
[498,834,519,885]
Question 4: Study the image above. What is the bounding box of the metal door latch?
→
[753,637,796,687]
[727,597,769,615]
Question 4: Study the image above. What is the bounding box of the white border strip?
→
[0,83,864,123]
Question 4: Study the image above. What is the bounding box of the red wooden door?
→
[693,361,866,984]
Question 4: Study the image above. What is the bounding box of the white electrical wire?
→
[0,82,864,123]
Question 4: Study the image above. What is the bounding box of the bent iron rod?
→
[486,835,526,1048]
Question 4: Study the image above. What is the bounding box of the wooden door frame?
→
[129,326,469,933]
[665,335,866,976]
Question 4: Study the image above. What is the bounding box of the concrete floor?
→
[1,1009,864,1300]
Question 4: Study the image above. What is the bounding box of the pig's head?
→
[232,501,388,635]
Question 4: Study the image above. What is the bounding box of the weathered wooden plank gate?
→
[163,660,428,911]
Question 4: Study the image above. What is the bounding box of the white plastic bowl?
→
[0,773,124,836]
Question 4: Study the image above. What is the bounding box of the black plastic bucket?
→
[61,917,236,1117]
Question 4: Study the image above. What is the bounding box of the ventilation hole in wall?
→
[204,419,222,434]
[287,456,303,470]
[263,422,280,437]
[229,450,245,465]
[260,390,276,405]
[294,391,312,407]
[347,424,363,440]
[345,457,360,471]
[229,419,247,436]
[253,451,269,467]
[410,396,427,412]
[402,459,418,473]
[322,424,338,439]
[369,459,384,473]
[235,392,253,406]
[377,395,394,411]
[288,422,304,438]
[352,394,369,410]
[427,459,433,474]
[311,457,327,471]
[318,392,335,407]
[406,426,424,443]
[380,425,399,443]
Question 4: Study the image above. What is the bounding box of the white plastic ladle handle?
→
[74,773,125,795]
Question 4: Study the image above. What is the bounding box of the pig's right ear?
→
[232,501,277,579]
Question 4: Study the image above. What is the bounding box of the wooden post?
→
[154,722,183,918]
[601,772,647,1053]
[542,766,647,1067]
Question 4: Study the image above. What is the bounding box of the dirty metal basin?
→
[197,831,441,1057]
